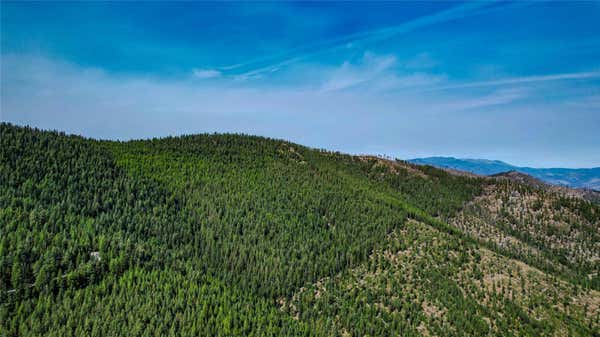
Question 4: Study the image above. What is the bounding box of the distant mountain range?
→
[409,157,600,191]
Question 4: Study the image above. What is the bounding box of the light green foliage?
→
[451,182,600,289]
[286,221,599,336]
[1,123,598,336]
[6,267,312,337]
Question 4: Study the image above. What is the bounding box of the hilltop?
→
[491,170,600,204]
[410,157,600,191]
[1,123,599,336]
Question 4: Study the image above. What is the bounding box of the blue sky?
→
[1,1,599,167]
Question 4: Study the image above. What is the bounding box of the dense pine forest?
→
[1,123,599,336]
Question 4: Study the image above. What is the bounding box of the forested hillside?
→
[1,123,598,336]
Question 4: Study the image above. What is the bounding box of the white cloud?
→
[321,52,445,93]
[321,53,395,92]
[192,68,221,79]
[2,53,599,167]
[432,71,600,91]
[225,2,497,79]
[438,88,528,111]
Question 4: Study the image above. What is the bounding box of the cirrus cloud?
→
[192,68,222,79]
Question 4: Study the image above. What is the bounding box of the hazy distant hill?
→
[410,156,600,190]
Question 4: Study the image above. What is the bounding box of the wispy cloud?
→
[321,53,396,92]
[3,1,600,167]
[222,2,505,80]
[3,54,599,167]
[439,88,529,111]
[321,52,444,92]
[192,68,221,79]
[432,71,600,91]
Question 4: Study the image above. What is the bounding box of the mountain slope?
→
[1,123,599,336]
[491,170,600,203]
[285,220,599,336]
[451,175,600,287]
[410,157,600,190]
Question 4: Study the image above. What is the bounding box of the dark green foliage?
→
[105,136,411,299]
[0,124,181,297]
[1,123,597,336]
